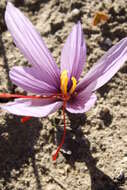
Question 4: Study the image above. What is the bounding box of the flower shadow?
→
[0,115,42,189]
[57,113,124,190]
[0,34,15,93]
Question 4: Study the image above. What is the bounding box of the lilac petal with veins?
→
[10,66,58,95]
[66,93,97,113]
[1,99,62,117]
[61,22,86,81]
[77,37,127,92]
[5,2,60,88]
[66,81,97,113]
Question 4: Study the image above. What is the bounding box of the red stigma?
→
[52,101,67,161]
[21,116,31,123]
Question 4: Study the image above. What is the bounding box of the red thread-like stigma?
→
[52,101,66,161]
[0,93,61,100]
[21,116,31,123]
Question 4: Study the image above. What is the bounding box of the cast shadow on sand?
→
[0,115,43,190]
[56,112,124,190]
[0,35,15,93]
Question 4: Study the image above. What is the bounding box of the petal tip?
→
[7,1,13,6]
[77,20,81,26]
[5,1,14,21]
[6,1,13,10]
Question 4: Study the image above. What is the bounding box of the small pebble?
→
[71,8,80,17]
[68,8,80,21]
[104,38,112,47]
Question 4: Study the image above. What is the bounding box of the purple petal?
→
[66,82,97,113]
[77,37,127,92]
[60,22,86,80]
[1,99,62,117]
[5,2,60,88]
[66,94,97,113]
[10,66,58,95]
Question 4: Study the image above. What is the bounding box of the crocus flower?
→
[1,2,127,160]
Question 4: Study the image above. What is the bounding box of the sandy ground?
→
[0,0,127,189]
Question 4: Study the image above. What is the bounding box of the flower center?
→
[0,71,77,161]
[60,70,77,96]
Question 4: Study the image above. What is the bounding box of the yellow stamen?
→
[60,70,68,95]
[69,76,77,94]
